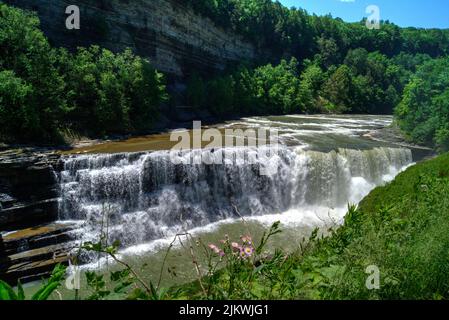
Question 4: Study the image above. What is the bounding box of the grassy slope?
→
[176,153,449,300]
[297,152,449,299]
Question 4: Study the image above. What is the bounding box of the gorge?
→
[3,0,255,79]
[0,0,448,301]
[0,115,429,286]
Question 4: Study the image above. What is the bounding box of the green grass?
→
[174,153,449,300]
[3,153,448,300]
[298,152,449,300]
[358,153,449,213]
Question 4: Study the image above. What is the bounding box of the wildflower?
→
[243,246,254,257]
[231,242,241,251]
[219,250,225,257]
[241,235,252,245]
[208,244,220,254]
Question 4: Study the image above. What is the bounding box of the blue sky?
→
[279,0,449,29]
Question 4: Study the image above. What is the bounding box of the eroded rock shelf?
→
[0,223,76,285]
[0,149,75,285]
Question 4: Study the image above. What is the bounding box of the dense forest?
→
[185,0,449,59]
[0,4,167,143]
[0,1,448,151]
[1,1,449,302]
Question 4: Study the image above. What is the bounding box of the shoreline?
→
[0,114,436,157]
[364,123,434,151]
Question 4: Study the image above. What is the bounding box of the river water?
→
[33,115,427,296]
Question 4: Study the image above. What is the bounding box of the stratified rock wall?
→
[4,0,256,78]
[0,149,73,285]
[0,149,60,231]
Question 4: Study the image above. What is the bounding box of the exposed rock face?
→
[0,149,61,231]
[4,0,256,78]
[0,150,76,285]
[0,223,76,285]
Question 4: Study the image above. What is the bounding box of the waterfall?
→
[58,146,413,248]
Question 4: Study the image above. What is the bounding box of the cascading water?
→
[59,146,413,249]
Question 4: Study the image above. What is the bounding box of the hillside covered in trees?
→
[0,1,448,151]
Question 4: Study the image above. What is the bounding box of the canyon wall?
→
[4,0,256,78]
[0,149,60,231]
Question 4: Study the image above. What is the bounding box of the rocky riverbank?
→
[364,123,435,161]
[365,123,433,151]
[0,148,75,285]
[0,148,61,230]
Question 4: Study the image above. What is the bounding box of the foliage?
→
[1,3,449,144]
[60,46,166,136]
[0,70,36,140]
[395,58,449,151]
[0,4,66,142]
[193,58,304,116]
[186,45,436,117]
[180,0,448,121]
[185,0,449,62]
[0,4,167,143]
[251,58,302,114]
[0,264,66,300]
[321,65,353,113]
[1,154,449,300]
[178,153,449,300]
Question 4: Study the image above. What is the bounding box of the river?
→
[26,114,428,297]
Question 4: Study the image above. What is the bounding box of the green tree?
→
[297,63,325,113]
[315,36,340,68]
[395,58,449,151]
[321,65,353,113]
[62,46,166,136]
[0,71,37,140]
[253,58,302,114]
[0,4,66,141]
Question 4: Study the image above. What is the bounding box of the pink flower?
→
[208,244,220,254]
[219,250,225,257]
[240,236,252,245]
[231,242,241,251]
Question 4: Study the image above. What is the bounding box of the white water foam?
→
[59,144,413,265]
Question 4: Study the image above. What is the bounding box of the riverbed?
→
[24,114,430,298]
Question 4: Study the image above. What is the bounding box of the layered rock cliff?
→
[4,0,256,79]
[0,149,76,285]
[0,149,61,231]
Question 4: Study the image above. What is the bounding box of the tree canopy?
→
[1,2,448,150]
[0,4,166,143]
